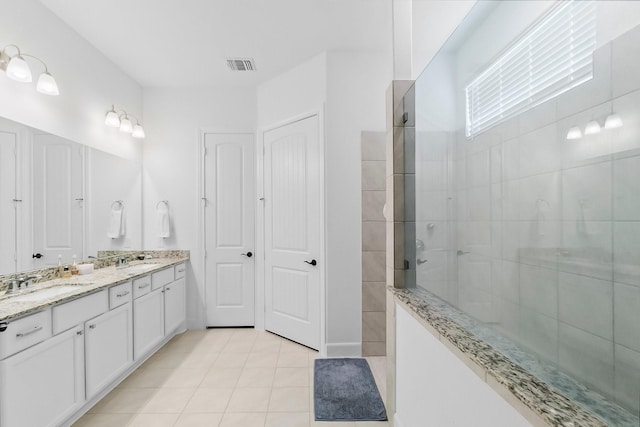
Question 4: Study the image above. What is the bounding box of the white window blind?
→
[465,0,596,138]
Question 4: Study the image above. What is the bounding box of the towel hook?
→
[111,200,124,210]
[156,200,169,209]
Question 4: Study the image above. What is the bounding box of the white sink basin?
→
[10,285,81,303]
[122,263,161,274]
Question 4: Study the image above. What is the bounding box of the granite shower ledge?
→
[390,287,637,427]
[0,252,189,322]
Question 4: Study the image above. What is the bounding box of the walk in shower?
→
[405,1,640,423]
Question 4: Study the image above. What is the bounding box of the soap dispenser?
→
[71,254,79,276]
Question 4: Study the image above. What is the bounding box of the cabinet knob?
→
[89,324,96,329]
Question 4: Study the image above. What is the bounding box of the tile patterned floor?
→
[73,329,388,427]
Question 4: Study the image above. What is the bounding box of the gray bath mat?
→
[314,358,387,421]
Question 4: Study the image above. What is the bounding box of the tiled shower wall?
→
[361,131,387,356]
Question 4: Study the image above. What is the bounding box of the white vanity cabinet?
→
[0,260,188,426]
[85,300,133,399]
[0,324,84,427]
[133,285,165,360]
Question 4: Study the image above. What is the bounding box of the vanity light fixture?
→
[566,126,582,140]
[104,105,145,139]
[584,120,601,135]
[119,115,133,133]
[0,44,59,95]
[604,113,623,129]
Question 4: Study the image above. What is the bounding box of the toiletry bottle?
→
[71,254,79,275]
[58,254,63,276]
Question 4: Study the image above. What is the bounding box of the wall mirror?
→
[0,116,142,276]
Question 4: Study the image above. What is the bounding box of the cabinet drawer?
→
[109,281,132,309]
[53,290,108,335]
[133,275,151,299]
[0,309,52,359]
[151,267,173,291]
[174,263,186,280]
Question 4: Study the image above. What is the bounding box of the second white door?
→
[204,133,255,326]
[263,115,321,350]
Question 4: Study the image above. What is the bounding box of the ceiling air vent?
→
[226,58,256,71]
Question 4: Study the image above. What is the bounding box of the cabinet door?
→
[85,302,133,399]
[164,278,186,335]
[0,326,84,427]
[133,288,164,360]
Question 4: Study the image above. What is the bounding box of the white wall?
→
[0,0,142,161]
[411,0,476,79]
[325,51,391,354]
[256,53,327,128]
[142,87,256,329]
[395,303,532,427]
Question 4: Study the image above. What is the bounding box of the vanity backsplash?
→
[0,250,189,294]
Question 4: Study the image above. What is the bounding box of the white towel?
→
[107,204,124,239]
[157,203,170,238]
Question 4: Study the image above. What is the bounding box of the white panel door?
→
[0,131,17,274]
[205,133,255,326]
[32,134,84,268]
[264,116,320,350]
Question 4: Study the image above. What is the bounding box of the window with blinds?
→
[465,0,596,138]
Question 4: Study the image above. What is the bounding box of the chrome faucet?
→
[115,256,129,269]
[5,276,40,294]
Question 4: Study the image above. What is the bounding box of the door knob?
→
[304,259,317,266]
[241,252,253,258]
[417,259,428,265]
[32,253,43,259]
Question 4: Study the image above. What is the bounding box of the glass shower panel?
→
[409,0,640,421]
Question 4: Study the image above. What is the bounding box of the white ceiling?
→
[39,0,392,88]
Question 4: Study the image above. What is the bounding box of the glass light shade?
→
[6,55,32,82]
[604,113,623,129]
[584,120,601,135]
[132,124,145,139]
[36,72,59,96]
[105,110,120,127]
[566,126,582,140]
[119,117,133,133]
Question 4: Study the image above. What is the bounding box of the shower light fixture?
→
[604,113,623,129]
[566,126,582,140]
[584,120,601,135]
[0,44,59,95]
[104,105,145,139]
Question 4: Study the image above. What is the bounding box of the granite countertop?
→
[0,256,188,322]
[391,287,639,427]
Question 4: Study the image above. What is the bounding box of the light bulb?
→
[105,109,120,127]
[566,126,582,140]
[6,55,32,82]
[584,120,601,135]
[36,72,59,95]
[604,113,623,129]
[119,116,133,133]
[132,124,145,139]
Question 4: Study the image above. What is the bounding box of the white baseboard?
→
[394,412,405,427]
[325,342,361,357]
